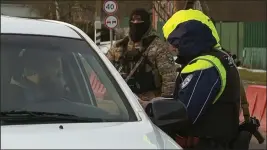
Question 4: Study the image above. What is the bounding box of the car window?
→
[1,34,137,122]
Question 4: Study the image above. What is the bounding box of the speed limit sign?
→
[103,0,118,14]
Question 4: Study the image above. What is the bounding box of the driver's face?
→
[37,58,65,97]
[38,58,61,79]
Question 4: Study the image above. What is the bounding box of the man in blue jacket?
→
[162,9,241,149]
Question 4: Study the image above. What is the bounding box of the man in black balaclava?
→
[128,8,151,42]
[106,8,177,106]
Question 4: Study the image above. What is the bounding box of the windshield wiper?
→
[1,110,103,122]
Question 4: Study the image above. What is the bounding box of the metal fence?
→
[242,48,266,70]
[215,22,266,70]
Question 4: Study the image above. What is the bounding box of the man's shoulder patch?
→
[180,74,194,89]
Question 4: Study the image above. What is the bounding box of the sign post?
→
[110,29,113,47]
[94,20,102,46]
[103,0,118,47]
[104,15,118,47]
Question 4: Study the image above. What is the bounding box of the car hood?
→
[1,121,181,149]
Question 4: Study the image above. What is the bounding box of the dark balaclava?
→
[129,8,151,42]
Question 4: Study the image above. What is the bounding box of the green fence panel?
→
[220,22,239,56]
[242,47,266,70]
[238,22,244,61]
[244,22,267,48]
[215,22,221,39]
[215,22,244,60]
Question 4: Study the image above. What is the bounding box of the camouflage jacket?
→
[106,30,177,97]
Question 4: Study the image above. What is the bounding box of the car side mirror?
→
[145,98,188,133]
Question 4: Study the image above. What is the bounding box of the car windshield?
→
[1,34,137,123]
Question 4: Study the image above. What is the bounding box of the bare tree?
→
[27,1,96,35]
[28,1,95,23]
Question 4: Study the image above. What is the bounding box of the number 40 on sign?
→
[103,1,118,14]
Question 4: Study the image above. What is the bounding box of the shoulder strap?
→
[124,56,145,82]
[124,36,158,82]
[116,37,130,72]
[214,49,251,121]
[240,79,250,121]
[141,35,158,53]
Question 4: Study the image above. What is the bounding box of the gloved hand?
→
[239,117,260,134]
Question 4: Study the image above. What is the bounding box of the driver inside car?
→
[10,49,66,103]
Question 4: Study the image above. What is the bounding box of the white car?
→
[1,15,185,149]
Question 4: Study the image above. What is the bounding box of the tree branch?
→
[152,2,167,22]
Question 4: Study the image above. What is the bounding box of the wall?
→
[173,1,267,22]
[206,1,266,22]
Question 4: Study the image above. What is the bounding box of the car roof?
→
[1,15,82,39]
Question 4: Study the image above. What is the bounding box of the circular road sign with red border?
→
[103,0,118,14]
[104,15,119,29]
